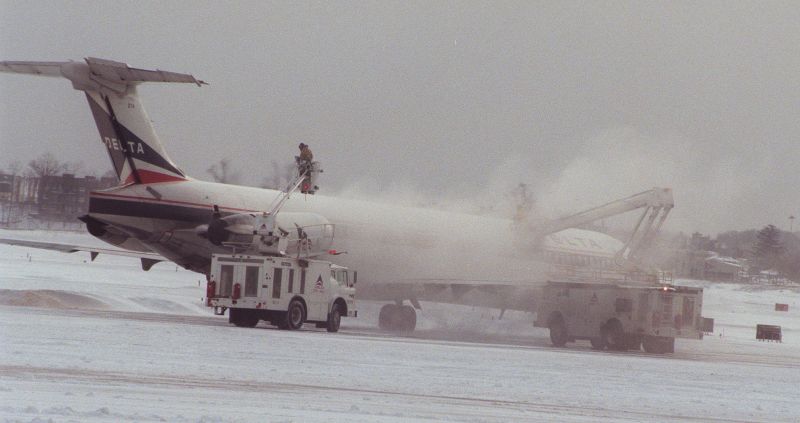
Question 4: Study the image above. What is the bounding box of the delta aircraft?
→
[0,58,671,331]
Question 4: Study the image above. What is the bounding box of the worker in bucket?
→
[298,143,313,175]
[299,143,313,162]
[297,143,315,193]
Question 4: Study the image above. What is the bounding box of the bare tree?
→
[26,153,66,177]
[752,224,785,275]
[206,158,241,184]
[2,160,24,225]
[6,160,22,176]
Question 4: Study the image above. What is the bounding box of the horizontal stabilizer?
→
[0,57,206,95]
[83,57,206,86]
[0,61,65,77]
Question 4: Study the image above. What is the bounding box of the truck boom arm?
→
[533,188,674,266]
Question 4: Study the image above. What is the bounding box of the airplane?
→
[0,58,673,331]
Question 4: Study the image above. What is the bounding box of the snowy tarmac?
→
[1,230,799,422]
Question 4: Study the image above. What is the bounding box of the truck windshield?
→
[335,270,347,286]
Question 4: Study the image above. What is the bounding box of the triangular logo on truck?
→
[314,275,325,292]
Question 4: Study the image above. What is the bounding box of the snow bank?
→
[0,289,109,310]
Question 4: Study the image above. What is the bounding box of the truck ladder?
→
[252,161,322,249]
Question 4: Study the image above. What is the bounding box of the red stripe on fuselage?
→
[123,170,187,185]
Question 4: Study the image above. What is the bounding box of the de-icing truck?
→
[203,159,357,332]
[534,273,706,353]
[207,254,356,332]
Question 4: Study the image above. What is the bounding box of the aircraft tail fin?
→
[0,58,206,184]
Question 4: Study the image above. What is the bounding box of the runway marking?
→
[0,365,754,423]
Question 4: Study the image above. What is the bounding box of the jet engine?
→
[198,208,335,257]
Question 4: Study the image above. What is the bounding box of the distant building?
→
[0,174,12,202]
[674,249,746,282]
[0,172,116,227]
[703,255,745,281]
[36,174,117,221]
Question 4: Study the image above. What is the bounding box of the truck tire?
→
[603,319,626,351]
[230,309,258,328]
[624,334,642,351]
[327,303,342,333]
[643,336,675,354]
[285,299,306,330]
[400,305,416,332]
[378,304,416,332]
[548,315,568,347]
[590,337,606,350]
[378,304,400,331]
[229,308,241,326]
[243,313,259,328]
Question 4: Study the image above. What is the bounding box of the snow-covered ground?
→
[1,230,799,422]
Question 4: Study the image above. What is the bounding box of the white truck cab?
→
[206,253,357,332]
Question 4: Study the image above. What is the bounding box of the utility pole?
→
[790,215,795,233]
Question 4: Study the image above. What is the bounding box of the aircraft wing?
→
[358,278,543,312]
[0,238,166,271]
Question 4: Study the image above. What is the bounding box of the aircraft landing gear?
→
[378,303,416,332]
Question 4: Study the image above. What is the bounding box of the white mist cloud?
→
[526,127,784,234]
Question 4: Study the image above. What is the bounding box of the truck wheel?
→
[229,308,241,326]
[378,304,399,331]
[286,299,306,330]
[624,335,642,351]
[548,315,568,347]
[242,314,259,328]
[378,304,416,332]
[643,336,675,354]
[590,337,606,350]
[327,303,342,333]
[230,309,258,328]
[400,305,416,332]
[603,319,626,351]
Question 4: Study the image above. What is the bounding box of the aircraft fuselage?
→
[87,179,541,282]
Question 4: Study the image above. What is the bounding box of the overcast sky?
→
[1,1,799,234]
